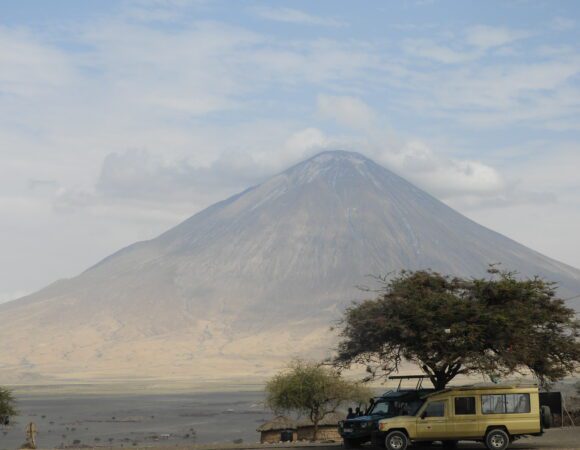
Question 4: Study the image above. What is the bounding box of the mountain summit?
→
[1,150,579,383]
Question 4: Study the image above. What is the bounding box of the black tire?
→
[540,405,553,429]
[385,430,409,450]
[485,429,510,450]
[442,441,457,449]
[344,437,361,448]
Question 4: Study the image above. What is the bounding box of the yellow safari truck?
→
[374,384,552,450]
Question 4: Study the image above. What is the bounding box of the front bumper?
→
[339,422,374,440]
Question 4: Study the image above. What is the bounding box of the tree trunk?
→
[313,418,319,441]
[423,363,463,390]
[434,378,447,390]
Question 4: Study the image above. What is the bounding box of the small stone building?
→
[256,416,297,443]
[297,412,342,442]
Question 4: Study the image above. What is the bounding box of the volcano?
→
[1,150,579,383]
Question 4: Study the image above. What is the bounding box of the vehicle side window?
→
[482,394,531,414]
[482,395,505,414]
[424,401,445,417]
[408,400,424,416]
[506,394,531,413]
[454,396,476,415]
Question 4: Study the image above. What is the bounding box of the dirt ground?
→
[54,427,578,450]
[506,427,579,448]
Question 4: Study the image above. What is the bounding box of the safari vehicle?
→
[338,376,433,448]
[374,384,552,450]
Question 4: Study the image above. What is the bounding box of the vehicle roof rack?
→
[387,375,431,391]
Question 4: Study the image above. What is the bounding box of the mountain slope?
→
[1,151,579,383]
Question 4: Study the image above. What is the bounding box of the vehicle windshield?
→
[368,399,425,416]
[369,400,391,415]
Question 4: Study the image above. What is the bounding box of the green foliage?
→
[265,360,371,440]
[0,387,16,418]
[334,268,580,390]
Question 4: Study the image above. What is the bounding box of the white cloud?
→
[313,95,558,209]
[402,25,528,65]
[283,128,330,155]
[379,140,507,198]
[399,57,580,128]
[317,94,377,131]
[51,125,331,213]
[254,7,345,27]
[402,39,477,64]
[459,142,580,268]
[0,26,74,97]
[394,22,580,129]
[465,25,529,50]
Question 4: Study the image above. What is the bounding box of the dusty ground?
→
[39,427,579,449]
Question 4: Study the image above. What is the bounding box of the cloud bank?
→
[1,0,579,299]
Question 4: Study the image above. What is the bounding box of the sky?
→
[1,0,580,303]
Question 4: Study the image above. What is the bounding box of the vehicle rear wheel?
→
[385,430,409,450]
[485,429,510,450]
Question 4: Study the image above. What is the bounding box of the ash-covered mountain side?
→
[1,150,579,382]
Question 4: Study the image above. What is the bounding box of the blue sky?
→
[1,0,580,302]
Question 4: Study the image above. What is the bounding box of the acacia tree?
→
[265,360,371,440]
[333,269,580,390]
[0,387,16,423]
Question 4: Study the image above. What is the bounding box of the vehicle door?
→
[451,396,478,438]
[416,400,449,439]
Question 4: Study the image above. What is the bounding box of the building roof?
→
[256,416,296,432]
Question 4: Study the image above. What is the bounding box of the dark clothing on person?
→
[346,408,355,419]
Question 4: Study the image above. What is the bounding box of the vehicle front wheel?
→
[385,430,409,450]
[485,429,510,450]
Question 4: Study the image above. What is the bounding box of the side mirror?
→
[420,411,427,420]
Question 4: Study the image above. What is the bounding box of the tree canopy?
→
[0,387,16,421]
[334,268,580,389]
[265,360,371,440]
